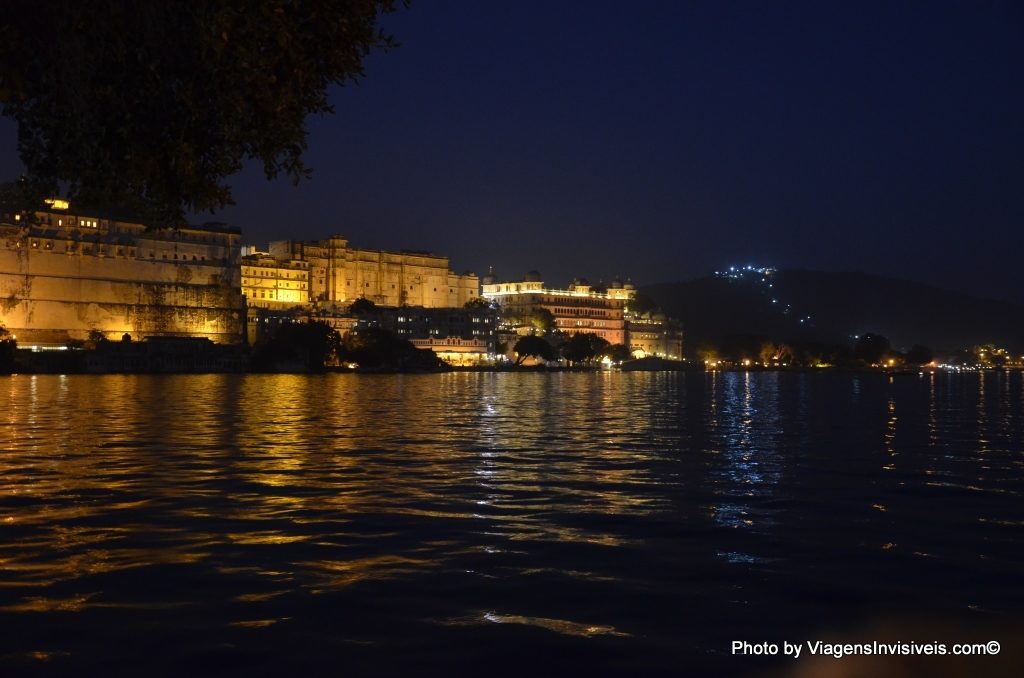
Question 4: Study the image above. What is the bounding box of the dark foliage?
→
[513,335,553,365]
[715,334,768,363]
[0,324,15,373]
[561,332,609,365]
[349,297,378,315]
[905,344,934,365]
[787,340,855,367]
[625,291,658,315]
[601,343,633,363]
[644,269,1024,355]
[251,320,341,371]
[0,1,404,223]
[527,308,556,335]
[463,297,493,310]
[854,333,891,365]
[341,327,440,370]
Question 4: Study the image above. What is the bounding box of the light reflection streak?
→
[436,610,631,638]
[928,372,938,448]
[883,394,898,469]
[706,372,783,535]
[0,372,1021,671]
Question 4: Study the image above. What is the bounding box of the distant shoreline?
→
[3,365,1020,377]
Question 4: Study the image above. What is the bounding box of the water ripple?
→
[0,371,1021,674]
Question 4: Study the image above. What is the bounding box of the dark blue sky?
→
[2,1,1022,299]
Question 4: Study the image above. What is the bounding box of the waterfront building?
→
[244,236,482,362]
[0,203,245,346]
[625,311,684,360]
[408,337,491,366]
[351,304,498,365]
[265,237,478,308]
[245,305,365,347]
[240,249,310,309]
[481,270,633,345]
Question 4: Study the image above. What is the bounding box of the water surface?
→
[1,372,1022,675]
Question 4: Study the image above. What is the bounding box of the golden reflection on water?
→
[306,554,435,591]
[0,374,679,612]
[480,611,630,637]
[0,371,1022,669]
[438,610,631,638]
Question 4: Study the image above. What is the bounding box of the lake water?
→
[1,372,1022,676]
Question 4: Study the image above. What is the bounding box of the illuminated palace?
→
[0,203,245,346]
[625,311,684,361]
[481,270,633,345]
[240,248,310,309]
[241,237,485,358]
[243,237,478,309]
[482,270,683,359]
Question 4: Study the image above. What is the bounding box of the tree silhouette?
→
[463,297,493,310]
[854,333,890,365]
[625,292,657,315]
[906,344,933,366]
[561,332,609,365]
[349,297,378,315]
[0,324,16,373]
[340,327,440,369]
[529,308,556,335]
[251,320,341,372]
[0,1,405,222]
[513,336,553,365]
[601,343,632,363]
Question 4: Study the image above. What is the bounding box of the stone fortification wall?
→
[0,214,244,345]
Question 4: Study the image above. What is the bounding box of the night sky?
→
[1,1,1022,300]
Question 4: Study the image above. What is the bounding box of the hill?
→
[643,269,1024,357]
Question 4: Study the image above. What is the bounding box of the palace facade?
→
[481,270,634,345]
[262,237,478,309]
[240,249,310,309]
[626,312,684,360]
[240,238,483,358]
[1,200,681,366]
[350,305,498,366]
[0,205,245,346]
